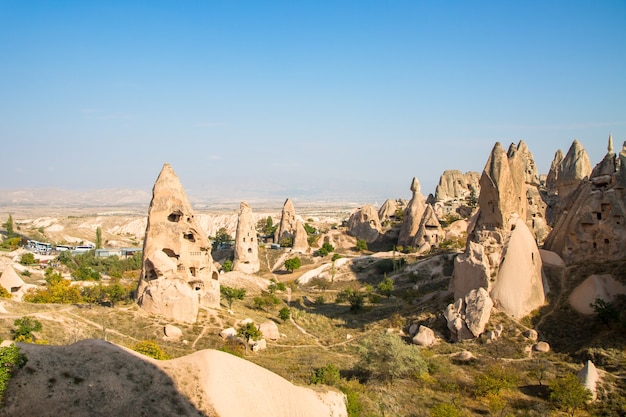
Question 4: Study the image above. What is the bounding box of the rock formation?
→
[434,170,480,203]
[578,360,600,401]
[275,198,298,246]
[398,177,426,247]
[0,266,34,300]
[507,141,550,243]
[233,202,260,274]
[136,163,220,323]
[556,139,592,202]
[569,274,626,314]
[544,137,626,265]
[292,220,310,252]
[378,199,400,223]
[410,204,444,254]
[347,204,382,243]
[448,142,545,339]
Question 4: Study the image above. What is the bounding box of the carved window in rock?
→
[183,232,196,242]
[605,239,610,245]
[167,210,183,222]
[177,264,185,271]
[189,267,197,277]
[212,271,219,280]
[190,280,203,291]
[162,248,179,259]
[243,237,246,242]
[597,212,602,221]
[248,248,252,253]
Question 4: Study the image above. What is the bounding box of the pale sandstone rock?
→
[292,220,310,253]
[490,217,545,318]
[556,139,592,203]
[412,325,436,347]
[219,327,237,339]
[347,204,382,243]
[0,266,35,300]
[434,170,480,203]
[534,341,550,352]
[464,288,493,337]
[544,139,626,265]
[136,163,220,323]
[569,274,626,315]
[378,199,399,223]
[411,204,445,254]
[578,360,600,401]
[233,201,260,274]
[539,249,565,267]
[275,198,298,244]
[259,321,280,341]
[452,350,475,361]
[252,338,267,352]
[398,177,426,247]
[164,324,183,339]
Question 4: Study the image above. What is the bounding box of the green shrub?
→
[0,286,11,299]
[377,275,394,296]
[19,253,36,265]
[279,307,291,321]
[13,317,42,342]
[311,364,341,386]
[357,332,427,383]
[283,257,301,272]
[355,239,368,252]
[0,344,27,402]
[220,285,246,309]
[549,373,592,416]
[430,402,463,417]
[132,340,169,360]
[222,259,233,272]
[316,242,335,257]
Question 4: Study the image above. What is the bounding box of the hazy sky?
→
[1,1,624,203]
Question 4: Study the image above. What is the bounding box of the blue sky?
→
[1,1,624,203]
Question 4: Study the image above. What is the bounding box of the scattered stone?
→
[219,327,237,339]
[533,341,550,352]
[494,323,504,337]
[452,350,475,362]
[464,288,493,337]
[408,323,419,337]
[164,324,183,339]
[252,339,267,352]
[259,321,280,341]
[412,326,436,347]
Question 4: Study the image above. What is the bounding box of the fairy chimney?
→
[136,163,220,323]
[275,198,298,246]
[398,177,426,247]
[233,201,260,274]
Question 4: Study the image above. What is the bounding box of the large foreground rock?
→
[1,340,346,417]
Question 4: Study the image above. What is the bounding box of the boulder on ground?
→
[412,326,436,347]
[219,327,237,339]
[523,329,538,341]
[259,321,280,341]
[533,341,550,352]
[346,205,382,243]
[164,324,183,339]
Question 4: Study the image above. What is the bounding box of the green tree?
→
[213,227,232,250]
[0,344,27,402]
[19,252,36,265]
[377,275,394,297]
[95,226,102,249]
[132,340,169,360]
[104,283,130,307]
[357,332,427,383]
[590,298,619,329]
[253,291,281,312]
[256,216,276,236]
[81,284,106,307]
[24,278,83,304]
[355,239,368,252]
[336,289,366,312]
[220,285,246,309]
[13,317,42,342]
[268,278,286,294]
[279,236,293,248]
[237,322,262,354]
[303,223,317,235]
[474,364,519,396]
[283,257,301,273]
[279,306,291,321]
[549,373,592,416]
[317,242,335,256]
[4,214,14,237]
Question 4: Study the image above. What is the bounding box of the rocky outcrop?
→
[347,205,382,243]
[233,202,260,274]
[544,137,626,265]
[275,198,298,245]
[434,170,480,202]
[556,140,592,203]
[412,326,436,347]
[136,163,220,323]
[444,288,493,341]
[508,141,550,243]
[569,274,626,314]
[449,142,546,338]
[378,199,400,223]
[410,204,444,254]
[292,220,310,253]
[0,266,35,300]
[398,177,426,247]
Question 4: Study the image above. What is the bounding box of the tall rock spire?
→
[233,201,260,274]
[397,177,426,247]
[136,163,220,323]
[608,133,614,153]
